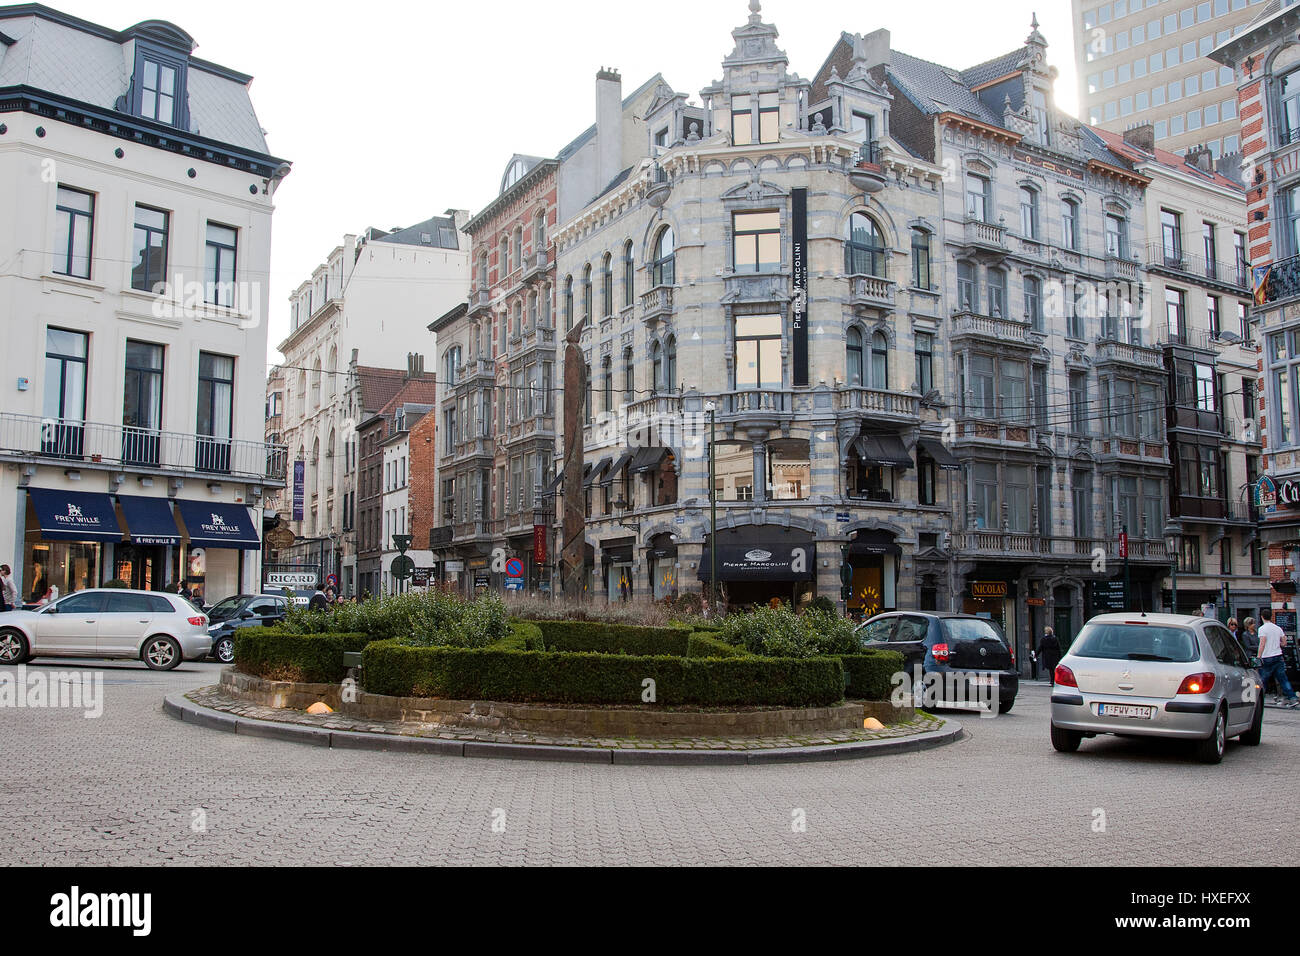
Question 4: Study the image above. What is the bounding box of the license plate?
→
[1096,702,1154,719]
[969,674,998,687]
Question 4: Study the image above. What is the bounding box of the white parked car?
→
[0,588,211,670]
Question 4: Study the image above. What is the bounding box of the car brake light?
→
[188,616,207,627]
[932,642,949,663]
[1054,664,1078,687]
[1177,672,1215,695]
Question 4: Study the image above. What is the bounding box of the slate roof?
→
[960,48,1028,89]
[0,5,270,154]
[372,215,460,250]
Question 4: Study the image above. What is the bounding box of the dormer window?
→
[141,57,177,123]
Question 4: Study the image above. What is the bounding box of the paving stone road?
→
[3,659,1298,866]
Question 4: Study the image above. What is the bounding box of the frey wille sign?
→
[791,187,809,387]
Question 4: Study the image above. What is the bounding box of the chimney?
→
[1185,143,1214,173]
[1215,151,1244,186]
[445,208,471,231]
[859,28,891,70]
[595,67,623,197]
[1121,122,1154,153]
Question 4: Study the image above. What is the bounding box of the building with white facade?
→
[275,215,468,592]
[0,6,289,604]
[379,402,433,593]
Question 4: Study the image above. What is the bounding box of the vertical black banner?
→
[791,187,808,387]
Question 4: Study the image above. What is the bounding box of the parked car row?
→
[0,588,291,669]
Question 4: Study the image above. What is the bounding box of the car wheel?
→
[998,698,1015,714]
[1238,700,1263,747]
[1194,707,1227,764]
[213,636,235,665]
[0,628,29,664]
[1050,723,1082,753]
[142,636,182,671]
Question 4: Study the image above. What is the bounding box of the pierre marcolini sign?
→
[49,887,151,936]
[791,187,809,388]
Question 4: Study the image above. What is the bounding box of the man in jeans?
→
[1257,608,1299,709]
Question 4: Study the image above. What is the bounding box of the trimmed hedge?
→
[530,620,691,657]
[687,632,751,658]
[361,639,843,707]
[493,619,544,651]
[233,628,371,684]
[839,650,905,701]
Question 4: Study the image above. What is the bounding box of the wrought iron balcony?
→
[0,412,286,484]
[1255,252,1300,306]
[1144,242,1250,291]
[849,141,886,193]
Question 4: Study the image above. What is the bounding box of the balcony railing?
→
[848,275,896,307]
[961,218,1007,250]
[1093,337,1165,369]
[834,386,920,417]
[1144,242,1250,290]
[950,532,1171,559]
[0,412,286,483]
[1256,252,1300,306]
[951,310,1034,344]
[640,285,674,324]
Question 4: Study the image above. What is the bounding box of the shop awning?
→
[698,540,816,582]
[853,434,913,469]
[26,488,124,542]
[584,457,612,487]
[117,494,181,546]
[917,438,960,470]
[174,500,261,549]
[600,451,636,486]
[629,446,671,473]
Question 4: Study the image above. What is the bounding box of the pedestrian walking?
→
[1037,626,1061,684]
[0,564,16,612]
[1257,609,1299,708]
[308,588,328,612]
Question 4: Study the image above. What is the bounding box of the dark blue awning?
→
[117,495,181,546]
[174,500,260,549]
[26,488,124,542]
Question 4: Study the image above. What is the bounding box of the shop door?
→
[1054,606,1074,653]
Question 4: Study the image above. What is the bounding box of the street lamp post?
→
[1165,519,1182,614]
[705,402,717,614]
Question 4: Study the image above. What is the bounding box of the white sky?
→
[56,0,1083,368]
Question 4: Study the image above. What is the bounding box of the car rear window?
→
[148,595,176,613]
[940,618,1006,645]
[1070,623,1199,663]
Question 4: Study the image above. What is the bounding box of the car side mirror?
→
[42,605,58,614]
[239,611,255,619]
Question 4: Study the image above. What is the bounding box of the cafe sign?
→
[1255,476,1300,513]
[970,581,1007,599]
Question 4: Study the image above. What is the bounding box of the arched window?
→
[1019,186,1039,239]
[499,237,509,279]
[651,341,663,394]
[582,264,593,323]
[870,332,889,388]
[444,346,461,386]
[527,291,538,328]
[563,276,573,331]
[623,347,634,400]
[652,226,675,287]
[602,355,613,412]
[512,228,523,272]
[533,211,546,253]
[845,213,887,277]
[665,335,677,392]
[477,255,488,289]
[326,346,338,401]
[622,240,635,308]
[846,327,864,385]
[584,363,592,422]
[540,285,551,327]
[601,252,613,317]
[512,300,522,339]
[311,359,322,409]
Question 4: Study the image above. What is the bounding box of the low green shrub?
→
[719,605,858,658]
[361,640,843,707]
[281,590,507,648]
[233,628,371,683]
[687,632,751,658]
[493,619,544,651]
[531,620,690,656]
[839,650,905,701]
[805,595,837,615]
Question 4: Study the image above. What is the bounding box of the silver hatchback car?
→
[0,588,211,670]
[1050,613,1263,764]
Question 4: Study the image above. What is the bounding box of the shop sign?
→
[970,581,1007,599]
[1091,580,1127,612]
[836,512,851,523]
[1256,476,1300,513]
[266,570,318,589]
[468,558,488,570]
[444,560,465,573]
[1027,597,1046,607]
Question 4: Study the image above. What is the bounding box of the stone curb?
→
[163,692,964,766]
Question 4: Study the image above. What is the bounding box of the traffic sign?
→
[392,534,413,553]
[390,554,415,580]
[505,557,524,578]
[326,573,339,589]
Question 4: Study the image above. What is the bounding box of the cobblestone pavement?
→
[3,661,1298,866]
[185,684,942,749]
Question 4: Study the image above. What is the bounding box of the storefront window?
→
[767,439,809,501]
[23,540,99,602]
